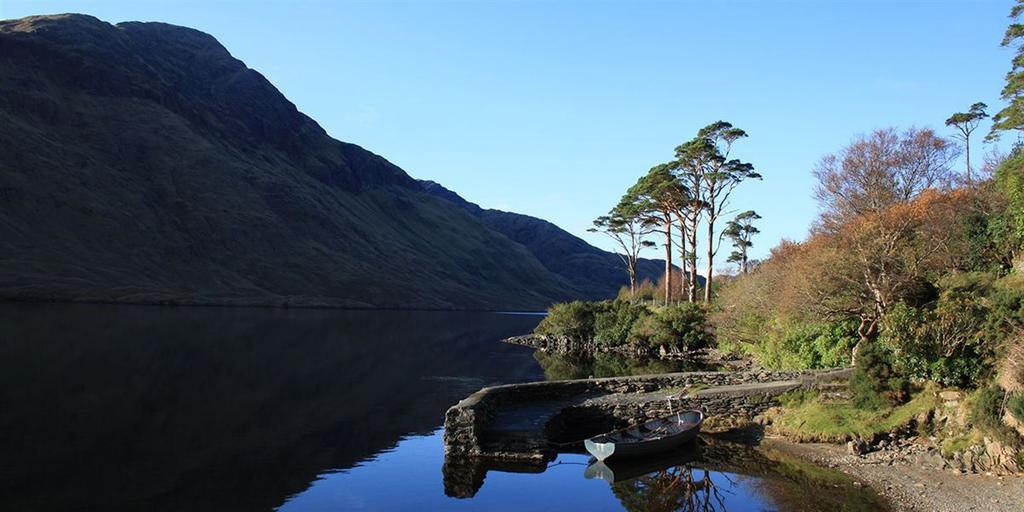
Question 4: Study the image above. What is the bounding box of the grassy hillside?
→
[419,180,668,299]
[0,14,582,309]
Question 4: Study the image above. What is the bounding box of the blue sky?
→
[1,0,1015,266]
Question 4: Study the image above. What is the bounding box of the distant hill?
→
[419,180,668,299]
[0,14,658,309]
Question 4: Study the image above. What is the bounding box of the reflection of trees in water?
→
[533,351,708,380]
[444,437,889,511]
[612,465,730,512]
[739,448,889,512]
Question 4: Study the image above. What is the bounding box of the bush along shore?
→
[521,8,1024,484]
[503,5,1024,494]
[512,299,714,359]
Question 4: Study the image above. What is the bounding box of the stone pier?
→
[443,368,852,462]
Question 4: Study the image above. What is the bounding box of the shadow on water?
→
[0,304,544,512]
[0,304,889,511]
[444,435,890,511]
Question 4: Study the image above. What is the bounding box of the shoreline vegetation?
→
[526,1,1024,491]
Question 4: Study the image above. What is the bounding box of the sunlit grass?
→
[769,385,939,440]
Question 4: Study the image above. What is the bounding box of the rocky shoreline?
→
[502,334,755,369]
[497,337,1023,509]
[766,438,1024,512]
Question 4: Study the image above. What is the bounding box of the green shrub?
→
[713,310,768,356]
[1008,393,1024,422]
[627,313,676,348]
[535,301,598,341]
[880,300,994,388]
[987,279,1024,339]
[992,152,1024,256]
[593,301,649,346]
[781,321,858,369]
[741,321,856,370]
[966,385,1021,450]
[626,303,711,350]
[537,300,711,351]
[970,385,1006,434]
[879,302,930,378]
[849,341,909,410]
[654,302,711,350]
[930,356,987,388]
[749,335,796,370]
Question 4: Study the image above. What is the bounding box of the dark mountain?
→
[0,14,618,309]
[419,180,667,299]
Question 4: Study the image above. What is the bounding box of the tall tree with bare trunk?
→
[677,121,760,302]
[590,192,657,298]
[627,165,689,304]
[669,156,706,302]
[945,102,988,184]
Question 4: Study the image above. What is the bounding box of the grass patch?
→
[941,433,981,457]
[685,383,711,396]
[1009,393,1024,422]
[769,385,939,441]
[966,385,1024,447]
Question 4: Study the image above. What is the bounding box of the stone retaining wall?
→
[444,368,853,460]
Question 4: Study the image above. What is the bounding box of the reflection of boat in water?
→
[584,445,726,512]
[584,410,703,462]
[583,443,703,483]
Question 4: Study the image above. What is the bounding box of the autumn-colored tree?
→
[808,191,978,360]
[813,127,959,229]
[711,234,859,369]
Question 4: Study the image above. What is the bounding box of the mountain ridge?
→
[418,180,669,299]
[0,14,658,309]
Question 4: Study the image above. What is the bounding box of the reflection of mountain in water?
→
[0,305,542,512]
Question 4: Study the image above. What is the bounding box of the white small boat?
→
[584,410,703,462]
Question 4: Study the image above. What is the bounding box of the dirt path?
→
[763,438,1024,512]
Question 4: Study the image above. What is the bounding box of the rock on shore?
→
[765,439,1024,512]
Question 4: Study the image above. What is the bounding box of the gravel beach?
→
[764,438,1024,512]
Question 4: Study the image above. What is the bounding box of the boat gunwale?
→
[590,410,704,446]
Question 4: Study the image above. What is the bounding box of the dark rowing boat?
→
[583,410,703,462]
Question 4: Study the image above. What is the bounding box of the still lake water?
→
[0,304,887,511]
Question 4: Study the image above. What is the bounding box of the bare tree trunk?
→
[664,216,673,305]
[851,316,878,366]
[966,135,972,185]
[704,218,715,302]
[677,217,688,300]
[627,262,637,299]
[688,216,699,303]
